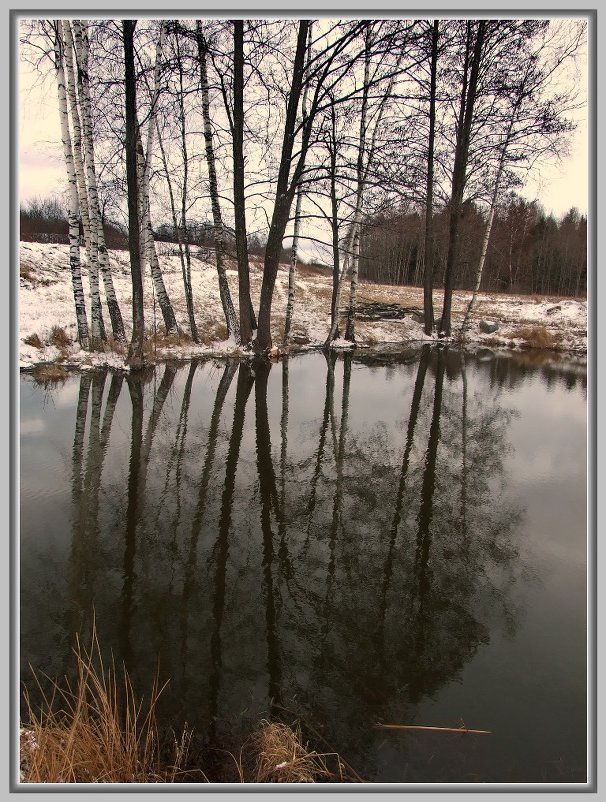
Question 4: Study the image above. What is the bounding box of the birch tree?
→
[230,20,255,344]
[423,21,440,336]
[62,21,91,261]
[195,21,241,343]
[154,112,199,342]
[254,20,370,354]
[173,31,197,343]
[320,25,406,345]
[53,20,89,349]
[123,19,145,369]
[283,23,313,345]
[72,19,126,345]
[325,99,345,344]
[137,20,179,337]
[438,20,486,338]
[460,21,582,335]
[343,30,404,343]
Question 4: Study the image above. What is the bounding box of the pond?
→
[19,346,588,785]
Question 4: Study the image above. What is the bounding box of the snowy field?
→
[18,241,588,371]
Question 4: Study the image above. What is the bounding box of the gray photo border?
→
[6,1,601,798]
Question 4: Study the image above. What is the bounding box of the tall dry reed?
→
[20,626,193,783]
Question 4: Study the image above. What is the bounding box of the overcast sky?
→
[18,18,589,222]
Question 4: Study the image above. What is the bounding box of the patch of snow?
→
[18,242,587,370]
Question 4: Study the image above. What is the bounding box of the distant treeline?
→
[21,194,586,298]
[20,198,297,265]
[20,197,128,250]
[359,194,587,298]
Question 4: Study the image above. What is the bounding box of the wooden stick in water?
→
[374,723,491,735]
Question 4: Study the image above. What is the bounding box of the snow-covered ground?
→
[18,241,587,371]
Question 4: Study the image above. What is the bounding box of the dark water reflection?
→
[20,347,587,783]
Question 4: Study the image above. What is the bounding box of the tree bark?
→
[54,21,89,350]
[460,56,531,336]
[123,19,145,369]
[284,23,312,345]
[136,131,178,336]
[231,20,255,345]
[255,21,310,353]
[73,19,126,345]
[439,21,486,338]
[423,21,439,336]
[62,21,91,262]
[196,21,242,344]
[137,21,178,337]
[325,102,343,346]
[343,29,372,344]
[342,33,402,344]
[173,32,197,346]
[154,114,199,343]
[343,227,360,342]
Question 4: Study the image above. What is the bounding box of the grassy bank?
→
[19,629,359,785]
[19,242,587,371]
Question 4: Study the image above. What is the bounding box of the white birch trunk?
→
[197,21,240,343]
[344,47,401,343]
[155,115,199,343]
[283,188,304,344]
[343,34,372,344]
[283,23,312,345]
[344,227,361,341]
[73,19,126,345]
[54,21,89,350]
[137,132,178,335]
[326,227,355,345]
[69,20,105,345]
[62,21,91,262]
[139,22,178,336]
[459,160,503,337]
[459,81,523,337]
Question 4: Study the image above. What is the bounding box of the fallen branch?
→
[374,723,491,735]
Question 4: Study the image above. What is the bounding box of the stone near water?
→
[479,320,499,334]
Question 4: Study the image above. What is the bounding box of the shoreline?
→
[19,242,588,373]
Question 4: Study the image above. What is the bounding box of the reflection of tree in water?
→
[21,348,529,774]
[207,362,254,734]
[274,347,525,769]
[477,349,587,397]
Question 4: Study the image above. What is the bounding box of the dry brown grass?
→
[308,284,334,303]
[20,261,54,287]
[143,328,195,357]
[105,335,128,356]
[20,627,192,784]
[514,324,557,349]
[281,320,310,345]
[20,265,36,282]
[21,646,356,785]
[30,364,69,386]
[247,720,345,783]
[48,326,71,349]
[296,262,332,279]
[23,333,43,349]
[196,322,228,347]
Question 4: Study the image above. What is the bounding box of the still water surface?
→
[20,347,588,783]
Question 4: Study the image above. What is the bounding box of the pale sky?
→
[18,19,589,222]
